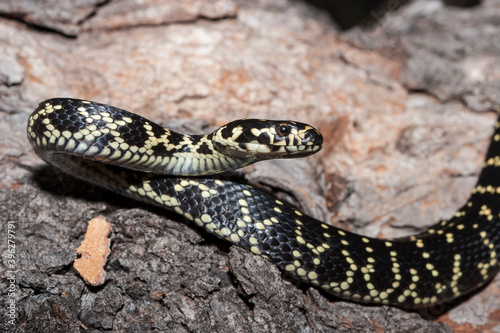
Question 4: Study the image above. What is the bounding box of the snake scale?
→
[27,98,500,309]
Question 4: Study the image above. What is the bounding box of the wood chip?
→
[73,216,112,286]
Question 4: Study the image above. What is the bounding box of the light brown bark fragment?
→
[74,216,112,286]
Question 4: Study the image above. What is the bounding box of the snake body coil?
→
[28,98,500,308]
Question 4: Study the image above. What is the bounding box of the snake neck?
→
[27,98,253,176]
[139,132,254,175]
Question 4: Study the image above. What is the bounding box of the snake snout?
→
[301,128,323,146]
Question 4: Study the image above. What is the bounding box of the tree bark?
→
[1,0,499,331]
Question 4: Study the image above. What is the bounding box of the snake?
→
[27,98,500,309]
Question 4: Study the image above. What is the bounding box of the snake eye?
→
[276,123,291,136]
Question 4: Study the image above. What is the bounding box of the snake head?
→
[211,119,323,161]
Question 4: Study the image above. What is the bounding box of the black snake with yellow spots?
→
[27,98,500,308]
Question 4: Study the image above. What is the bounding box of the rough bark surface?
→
[1,0,499,332]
